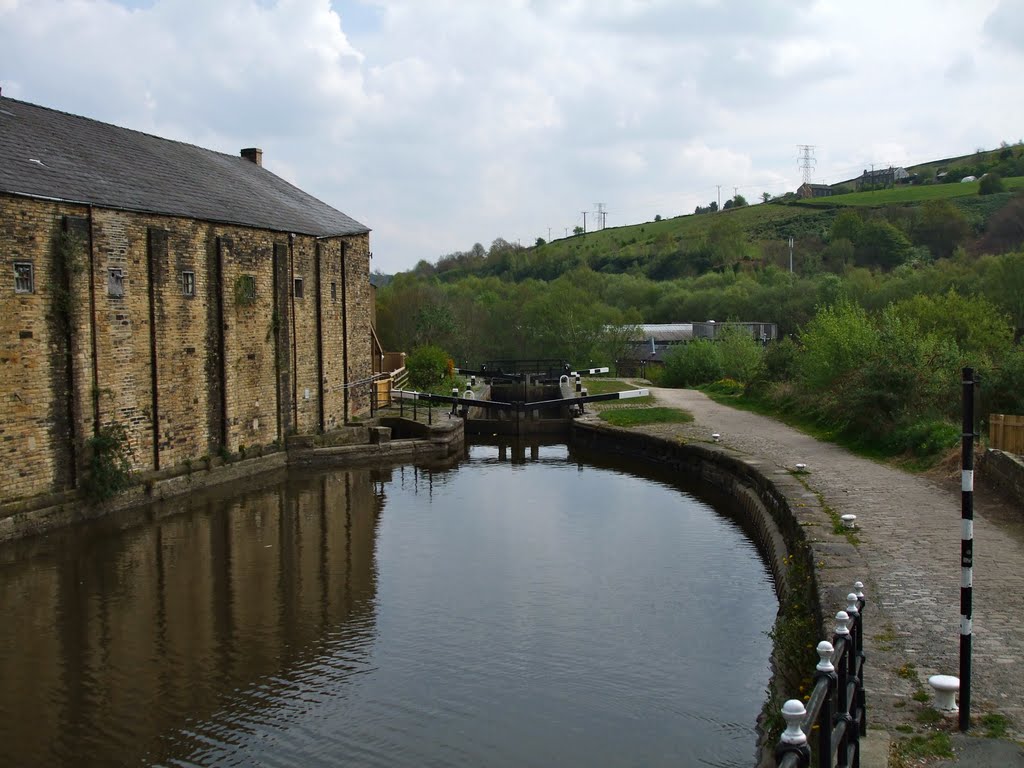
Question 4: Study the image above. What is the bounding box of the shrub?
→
[889,420,960,457]
[979,172,1005,195]
[704,378,745,396]
[763,336,800,382]
[716,325,765,383]
[406,344,451,390]
[797,300,877,392]
[83,423,134,502]
[662,339,722,387]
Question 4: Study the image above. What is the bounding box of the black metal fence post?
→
[854,582,866,736]
[776,584,866,768]
[960,366,975,731]
[814,641,836,768]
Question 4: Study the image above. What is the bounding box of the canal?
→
[0,441,777,767]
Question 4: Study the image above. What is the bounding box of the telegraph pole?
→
[581,211,587,233]
[716,185,721,211]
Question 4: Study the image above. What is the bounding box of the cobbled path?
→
[629,387,1024,736]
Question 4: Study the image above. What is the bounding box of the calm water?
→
[0,442,776,767]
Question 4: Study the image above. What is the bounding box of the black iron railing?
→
[775,583,866,768]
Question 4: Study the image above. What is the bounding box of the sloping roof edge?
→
[0,97,370,238]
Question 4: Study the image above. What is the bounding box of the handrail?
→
[776,583,866,768]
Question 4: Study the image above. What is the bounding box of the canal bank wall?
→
[571,421,866,766]
[0,417,465,544]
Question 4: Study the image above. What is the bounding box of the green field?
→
[599,407,692,427]
[794,176,1024,207]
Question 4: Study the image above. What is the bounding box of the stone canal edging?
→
[0,417,465,544]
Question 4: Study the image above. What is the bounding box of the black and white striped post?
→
[959,366,975,731]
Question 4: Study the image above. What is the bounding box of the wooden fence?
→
[990,414,1024,454]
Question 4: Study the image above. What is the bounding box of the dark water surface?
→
[0,442,776,767]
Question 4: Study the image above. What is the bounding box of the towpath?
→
[605,386,1024,762]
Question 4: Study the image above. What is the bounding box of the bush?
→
[406,344,451,390]
[889,420,960,457]
[763,336,800,382]
[83,423,133,502]
[703,378,745,396]
[662,339,722,387]
[979,172,1005,195]
[797,300,877,392]
[716,326,765,383]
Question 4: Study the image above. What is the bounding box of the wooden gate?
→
[990,414,1024,454]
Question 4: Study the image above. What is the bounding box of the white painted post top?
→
[816,641,835,673]
[780,700,808,745]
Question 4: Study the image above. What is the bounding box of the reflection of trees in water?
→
[0,469,382,768]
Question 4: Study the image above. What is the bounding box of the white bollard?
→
[928,675,960,712]
[841,514,857,529]
[795,462,807,471]
[712,432,721,442]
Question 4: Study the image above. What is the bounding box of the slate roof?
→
[0,97,369,237]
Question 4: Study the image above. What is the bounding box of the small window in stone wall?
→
[182,270,196,297]
[108,267,125,297]
[234,274,256,306]
[14,261,34,293]
[294,277,304,299]
[331,282,337,301]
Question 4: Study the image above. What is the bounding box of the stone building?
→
[1,96,376,507]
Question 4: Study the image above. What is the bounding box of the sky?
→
[2,0,1023,274]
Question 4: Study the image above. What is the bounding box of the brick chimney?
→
[240,147,263,167]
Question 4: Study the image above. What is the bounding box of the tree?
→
[654,214,662,222]
[407,345,452,390]
[913,200,969,259]
[761,192,772,203]
[733,194,748,207]
[413,302,457,347]
[855,220,913,270]
[535,237,546,247]
[716,325,764,383]
[573,225,584,236]
[891,290,1013,367]
[831,210,864,243]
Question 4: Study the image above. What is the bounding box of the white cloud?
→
[2,0,1024,272]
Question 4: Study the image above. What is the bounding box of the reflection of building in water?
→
[0,470,381,768]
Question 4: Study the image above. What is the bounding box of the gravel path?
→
[628,387,1024,738]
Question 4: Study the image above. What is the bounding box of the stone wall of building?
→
[1,197,83,501]
[1,195,373,506]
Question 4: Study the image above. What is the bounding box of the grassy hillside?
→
[417,144,1024,286]
[796,175,1024,207]
[543,203,830,251]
